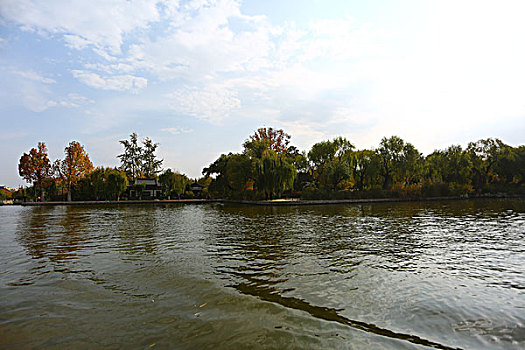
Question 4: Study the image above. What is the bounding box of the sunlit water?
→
[1,199,524,349]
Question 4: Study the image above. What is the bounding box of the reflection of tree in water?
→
[114,205,158,258]
[213,205,294,289]
[16,206,90,276]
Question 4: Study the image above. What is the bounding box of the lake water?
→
[1,199,524,349]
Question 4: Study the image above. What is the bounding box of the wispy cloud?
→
[161,127,194,135]
[71,70,147,92]
[14,70,56,84]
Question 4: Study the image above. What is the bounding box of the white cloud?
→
[14,70,56,84]
[2,0,523,156]
[0,0,162,55]
[71,70,147,92]
[161,127,194,135]
[59,93,95,108]
[165,85,241,122]
[18,84,57,112]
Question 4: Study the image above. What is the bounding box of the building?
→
[189,182,205,198]
[127,178,163,199]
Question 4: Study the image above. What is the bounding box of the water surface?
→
[1,199,524,349]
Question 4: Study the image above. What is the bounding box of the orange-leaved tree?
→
[245,127,291,155]
[18,142,53,200]
[57,141,94,201]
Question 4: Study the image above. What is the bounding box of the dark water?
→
[1,199,524,349]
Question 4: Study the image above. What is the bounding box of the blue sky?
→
[1,0,524,187]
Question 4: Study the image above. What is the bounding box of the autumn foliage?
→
[56,141,94,201]
[18,142,52,198]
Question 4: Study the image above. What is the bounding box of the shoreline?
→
[14,194,524,207]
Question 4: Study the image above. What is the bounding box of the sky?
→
[1,0,524,187]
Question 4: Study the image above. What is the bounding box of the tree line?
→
[13,128,525,202]
[203,128,525,200]
[16,133,198,201]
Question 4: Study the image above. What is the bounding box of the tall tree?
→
[18,142,53,200]
[376,136,405,190]
[141,137,163,177]
[118,133,163,179]
[57,141,94,201]
[118,133,143,180]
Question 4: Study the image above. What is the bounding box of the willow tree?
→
[18,142,53,199]
[107,169,128,201]
[57,141,94,201]
[353,149,381,190]
[254,149,296,200]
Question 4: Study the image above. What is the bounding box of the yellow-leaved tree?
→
[56,141,94,201]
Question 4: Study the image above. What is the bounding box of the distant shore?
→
[11,193,523,207]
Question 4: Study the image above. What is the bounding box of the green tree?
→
[376,136,405,190]
[141,137,163,177]
[90,167,109,200]
[173,173,190,198]
[107,170,128,201]
[253,149,296,199]
[203,153,253,199]
[159,169,177,199]
[353,149,381,190]
[308,137,355,190]
[203,154,233,198]
[320,159,351,190]
[118,133,143,180]
[132,182,146,200]
[467,138,506,190]
[399,142,422,185]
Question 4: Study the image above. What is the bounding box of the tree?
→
[107,170,128,201]
[353,150,381,190]
[118,133,163,179]
[173,173,189,198]
[18,142,53,200]
[376,136,405,190]
[308,137,355,190]
[159,169,177,199]
[425,145,472,185]
[308,137,354,169]
[118,133,143,180]
[467,138,506,190]
[57,141,94,201]
[132,182,146,200]
[320,159,351,190]
[203,153,253,199]
[244,127,291,154]
[141,137,163,177]
[399,142,422,185]
[89,167,109,200]
[253,150,296,199]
